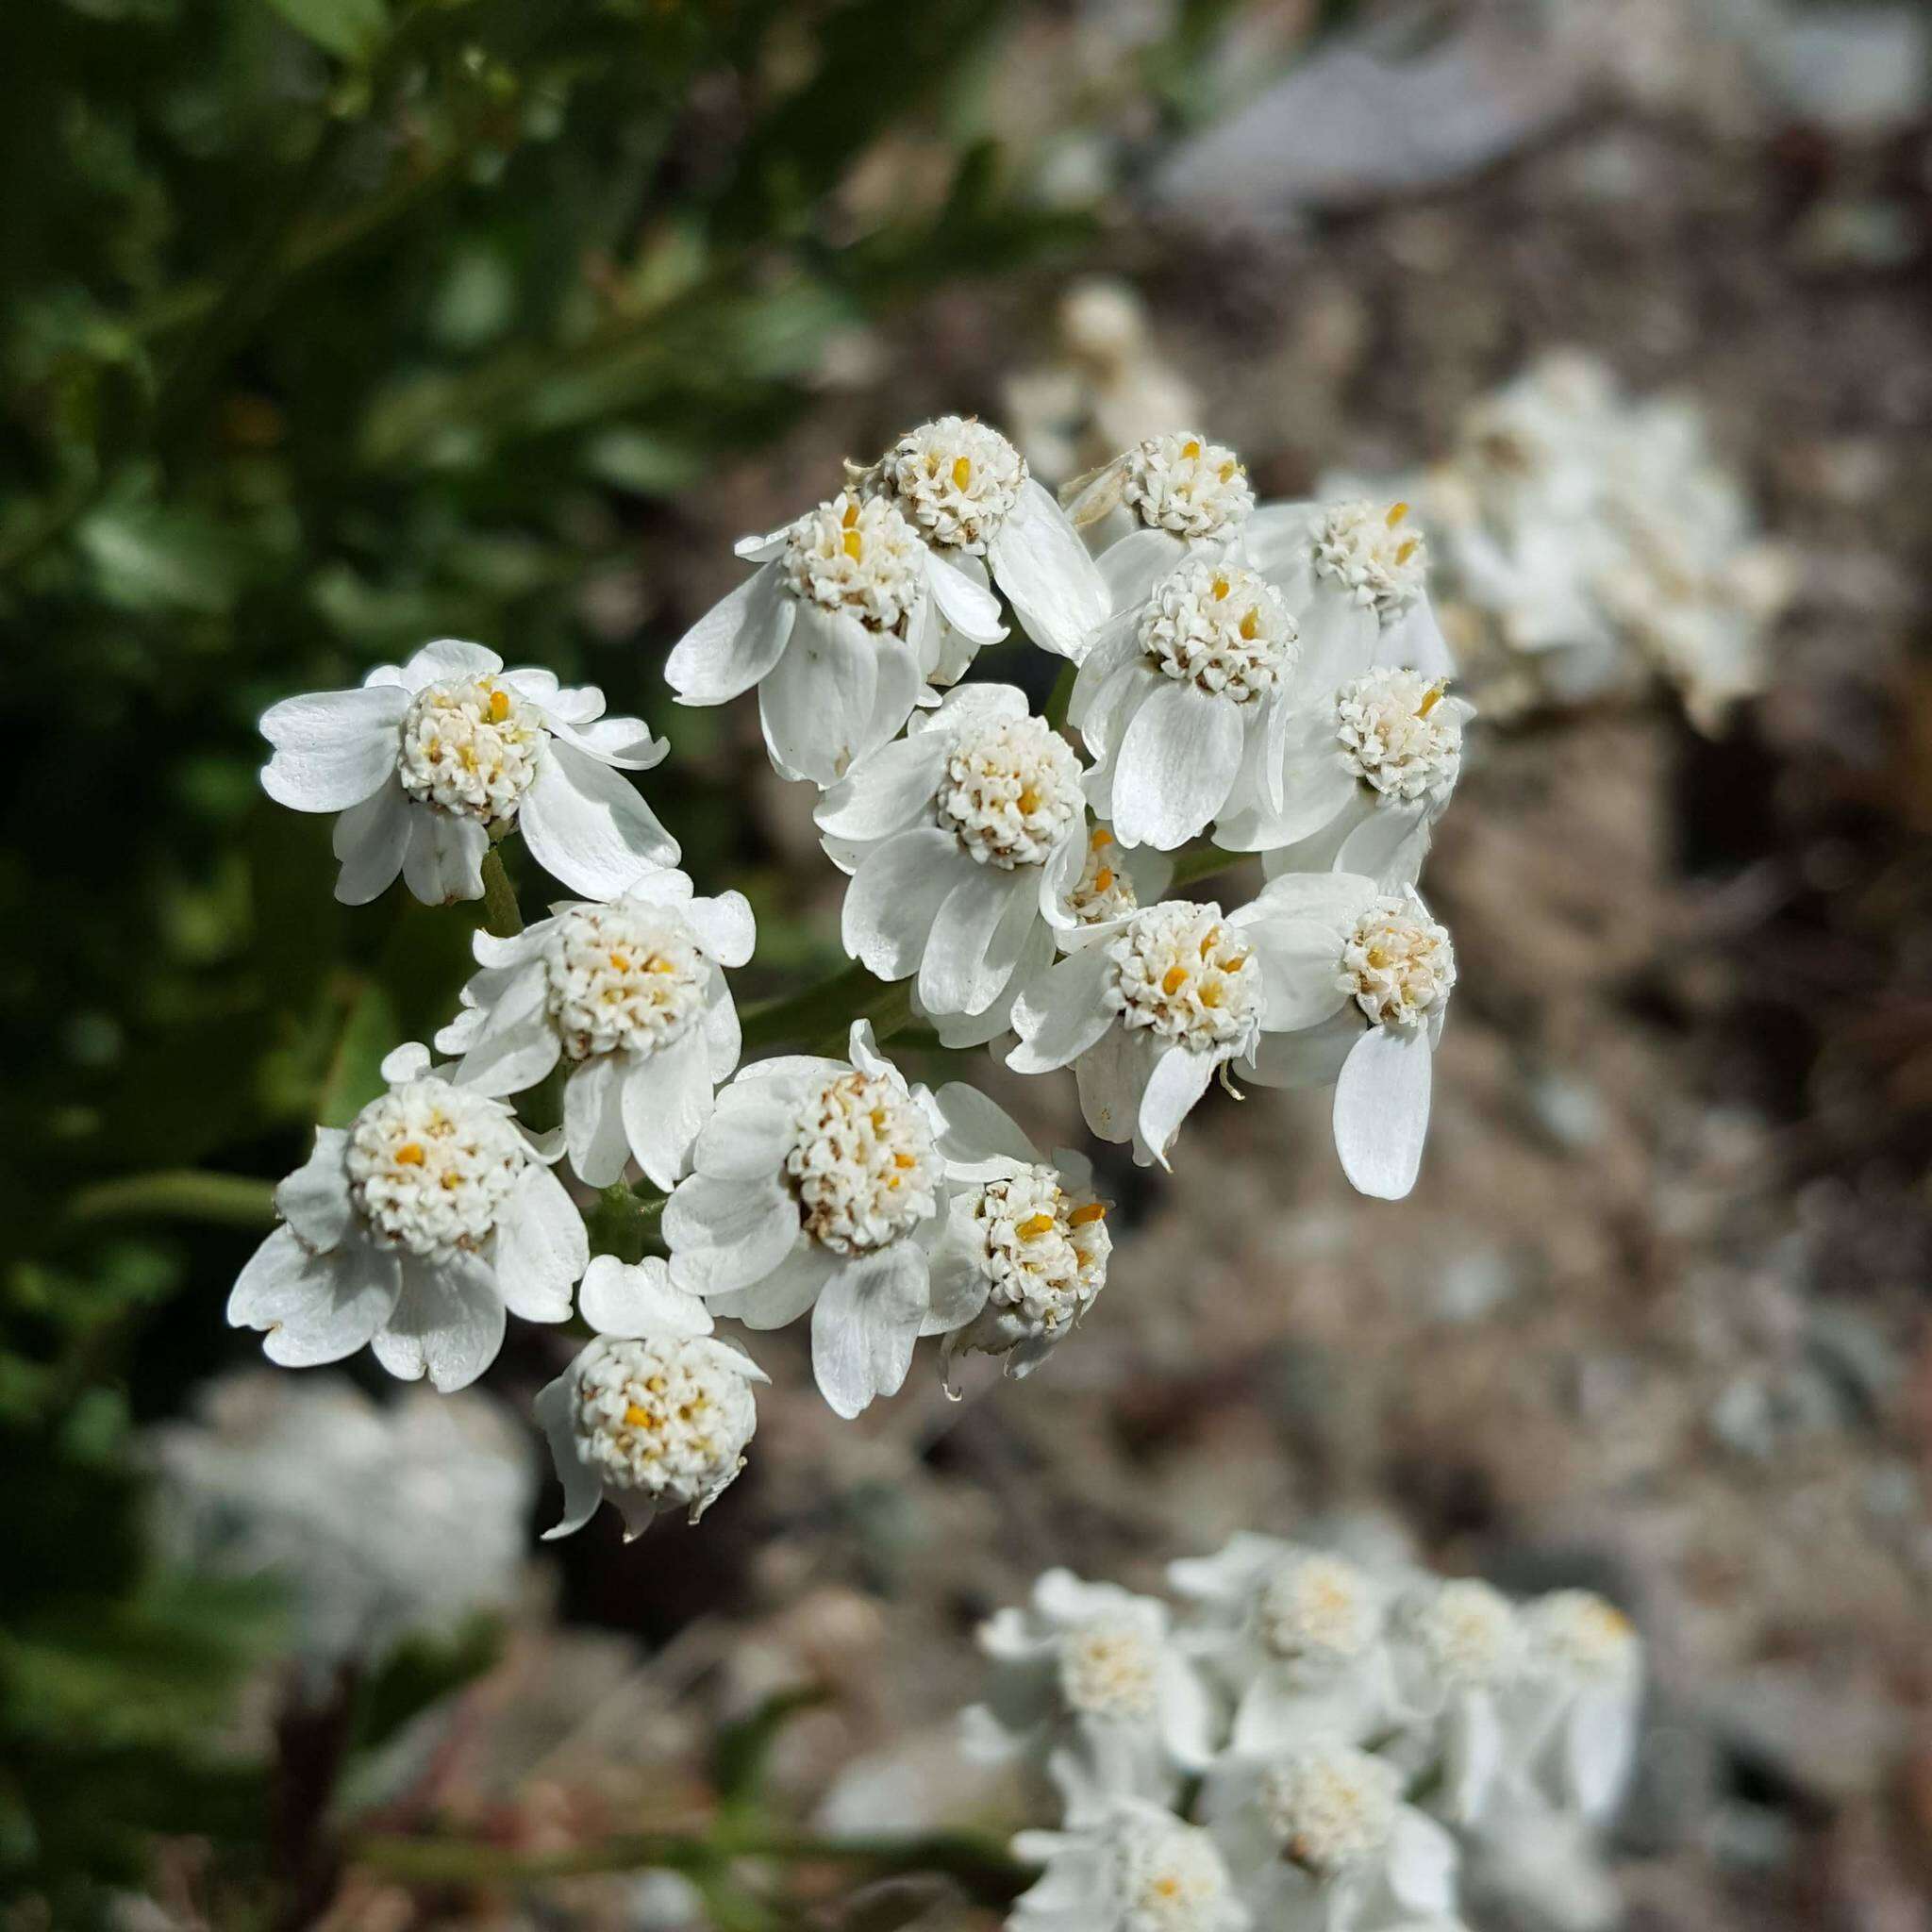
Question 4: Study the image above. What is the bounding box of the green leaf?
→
[260,0,390,61]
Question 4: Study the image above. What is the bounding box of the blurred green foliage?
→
[0,0,1283,1915]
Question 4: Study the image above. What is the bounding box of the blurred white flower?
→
[1217,669,1474,891]
[228,1042,587,1391]
[148,1370,530,1669]
[857,415,1111,661]
[926,1083,1111,1381]
[965,1571,1216,1818]
[1068,432,1257,606]
[817,685,1090,1029]
[1234,875,1458,1201]
[1010,1799,1249,1932]
[1071,549,1302,851]
[436,868,754,1191]
[1169,1534,1396,1755]
[1503,1590,1643,1824]
[666,490,1002,786]
[534,1257,765,1540]
[663,1021,953,1418]
[259,638,675,906]
[1389,1579,1526,1826]
[1203,1740,1457,1932]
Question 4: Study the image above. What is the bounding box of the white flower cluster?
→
[976,1538,1644,1932]
[240,410,1480,1545]
[1337,350,1794,732]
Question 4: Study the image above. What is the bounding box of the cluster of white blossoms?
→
[238,409,1480,1545]
[976,1535,1644,1932]
[1333,350,1794,732]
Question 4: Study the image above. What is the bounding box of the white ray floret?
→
[666,489,1007,787]
[964,1570,1215,1819]
[1072,548,1302,850]
[925,1083,1111,1381]
[534,1258,766,1540]
[817,685,1091,1031]
[1501,1591,1643,1824]
[259,638,675,907]
[662,1021,963,1419]
[856,415,1111,661]
[227,1043,588,1393]
[1010,1799,1250,1932]
[434,867,754,1191]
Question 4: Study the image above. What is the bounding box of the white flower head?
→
[856,415,1111,661]
[1221,874,1457,1200]
[1313,500,1430,626]
[228,1043,589,1392]
[1221,667,1474,890]
[926,1084,1111,1380]
[965,1571,1215,1818]
[1524,1591,1639,1687]
[259,640,675,907]
[663,1021,952,1418]
[1072,548,1303,851]
[1008,896,1274,1169]
[817,686,1091,1029]
[147,1370,532,1674]
[1203,1741,1457,1930]
[666,487,1005,787]
[1504,1591,1644,1824]
[1170,1533,1397,1754]
[535,1258,766,1541]
[434,867,754,1191]
[1067,432,1254,547]
[1010,1801,1249,1932]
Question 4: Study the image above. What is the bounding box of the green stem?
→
[479,846,524,938]
[353,1825,1034,1905]
[1042,659,1077,733]
[738,961,910,1055]
[65,1171,278,1229]
[1168,840,1248,889]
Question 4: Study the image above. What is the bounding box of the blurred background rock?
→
[2,0,1928,1925]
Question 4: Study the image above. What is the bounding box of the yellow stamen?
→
[488,688,511,723]
[951,455,973,490]
[841,498,859,527]
[1181,439,1202,459]
[1018,785,1040,814]
[1092,867,1115,894]
[1218,459,1238,482]
[841,528,864,560]
[394,1142,425,1166]
[1386,500,1410,526]
[1396,538,1419,564]
[1015,1213,1057,1239]
[1068,1202,1108,1226]
[892,1151,918,1170]
[1161,965,1189,995]
[623,1403,656,1430]
[1091,826,1112,850]
[1239,608,1258,641]
[608,951,631,971]
[1201,982,1224,1008]
[1417,686,1442,717]
[1199,924,1221,957]
[1211,575,1230,600]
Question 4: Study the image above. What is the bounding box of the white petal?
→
[1382,594,1455,681]
[661,1171,801,1294]
[535,1366,605,1540]
[691,1086,797,1180]
[1110,681,1243,851]
[679,890,756,969]
[519,739,678,897]
[1156,1657,1217,1769]
[227,1224,399,1366]
[1242,869,1378,929]
[1388,1811,1457,1913]
[842,828,976,980]
[274,1129,352,1251]
[863,635,926,767]
[918,863,1031,1020]
[491,1161,589,1321]
[330,776,413,905]
[926,552,1009,646]
[664,564,795,705]
[259,685,408,812]
[1073,1026,1155,1151]
[934,1082,1038,1174]
[563,1053,635,1189]
[1237,917,1356,1031]
[702,1239,831,1328]
[815,734,952,844]
[758,603,880,786]
[1007,945,1115,1074]
[809,1244,929,1419]
[400,808,487,905]
[621,1026,714,1192]
[546,711,669,771]
[396,638,503,689]
[1242,1008,1360,1090]
[379,1041,432,1083]
[1137,1044,1215,1167]
[1334,800,1435,891]
[372,1253,506,1391]
[986,480,1109,659]
[578,1254,712,1338]
[1333,1025,1433,1200]
[1095,525,1185,615]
